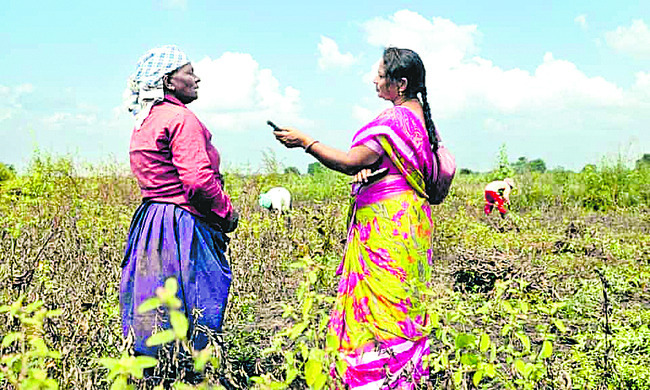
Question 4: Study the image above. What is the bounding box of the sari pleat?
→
[329,191,433,389]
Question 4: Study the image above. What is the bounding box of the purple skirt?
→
[120,202,232,356]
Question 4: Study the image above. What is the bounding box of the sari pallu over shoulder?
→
[351,106,434,199]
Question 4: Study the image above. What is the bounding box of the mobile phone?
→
[367,168,388,180]
[350,168,389,184]
[267,120,281,131]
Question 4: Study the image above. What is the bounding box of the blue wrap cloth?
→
[120,201,232,356]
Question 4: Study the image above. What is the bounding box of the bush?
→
[0,162,15,182]
[1,150,649,389]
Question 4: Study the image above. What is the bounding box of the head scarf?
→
[258,193,272,209]
[124,45,190,129]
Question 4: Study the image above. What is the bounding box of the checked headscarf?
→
[124,45,190,129]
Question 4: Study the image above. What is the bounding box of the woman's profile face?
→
[373,59,397,102]
[166,63,201,104]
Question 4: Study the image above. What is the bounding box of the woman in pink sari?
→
[274,47,438,389]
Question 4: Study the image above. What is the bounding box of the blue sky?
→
[2,1,649,173]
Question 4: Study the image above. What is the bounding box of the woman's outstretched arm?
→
[273,127,380,175]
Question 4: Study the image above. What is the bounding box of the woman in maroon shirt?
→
[120,46,238,371]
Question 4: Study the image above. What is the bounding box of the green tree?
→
[529,158,546,173]
[0,162,16,182]
[581,163,597,172]
[512,157,529,174]
[511,156,546,173]
[307,162,325,175]
[284,166,301,175]
[635,153,650,169]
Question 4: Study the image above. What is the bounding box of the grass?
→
[0,153,648,389]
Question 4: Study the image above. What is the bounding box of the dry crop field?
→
[0,154,649,389]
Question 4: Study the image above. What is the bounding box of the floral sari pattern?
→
[328,107,434,389]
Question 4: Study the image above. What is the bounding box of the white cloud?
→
[43,112,97,127]
[191,52,306,132]
[15,84,34,94]
[483,117,509,134]
[574,14,587,30]
[605,19,650,58]
[630,71,650,101]
[364,10,479,72]
[361,10,627,118]
[360,59,383,89]
[317,36,357,70]
[0,83,33,122]
[351,105,376,123]
[358,10,649,170]
[635,71,650,87]
[0,86,11,122]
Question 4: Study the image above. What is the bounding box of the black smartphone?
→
[350,167,389,184]
[366,167,388,181]
[267,120,281,131]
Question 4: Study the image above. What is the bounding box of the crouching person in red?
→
[484,178,515,218]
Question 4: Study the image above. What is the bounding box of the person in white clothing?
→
[258,187,292,213]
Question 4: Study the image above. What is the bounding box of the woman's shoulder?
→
[374,106,419,129]
[377,106,399,119]
[393,104,424,122]
[375,106,418,125]
[364,107,399,129]
[153,102,202,126]
[356,106,418,138]
[157,100,195,116]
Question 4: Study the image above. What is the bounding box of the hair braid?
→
[382,47,437,151]
[420,88,438,151]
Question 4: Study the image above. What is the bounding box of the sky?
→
[2,1,649,173]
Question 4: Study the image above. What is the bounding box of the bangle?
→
[304,140,319,153]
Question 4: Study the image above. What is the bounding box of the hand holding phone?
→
[267,120,281,132]
[350,168,389,184]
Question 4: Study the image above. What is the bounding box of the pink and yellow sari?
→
[328,106,434,389]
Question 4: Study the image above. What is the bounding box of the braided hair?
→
[382,47,438,151]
